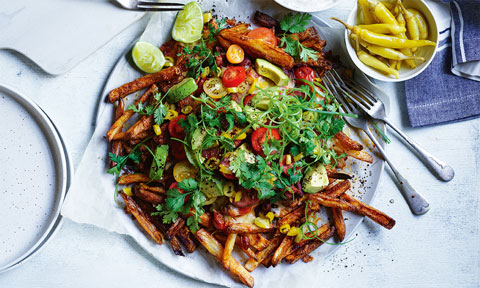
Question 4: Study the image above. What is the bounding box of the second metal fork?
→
[328,70,455,182]
[323,73,430,215]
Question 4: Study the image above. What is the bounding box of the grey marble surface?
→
[0,1,479,287]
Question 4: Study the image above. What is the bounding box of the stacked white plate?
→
[0,84,72,273]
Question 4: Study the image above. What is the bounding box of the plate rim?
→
[0,84,69,273]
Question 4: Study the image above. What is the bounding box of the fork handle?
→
[364,128,430,215]
[383,118,455,182]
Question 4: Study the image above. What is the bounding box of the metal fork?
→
[323,72,430,215]
[328,70,455,182]
[114,0,184,11]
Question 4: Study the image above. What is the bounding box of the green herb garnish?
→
[279,13,318,62]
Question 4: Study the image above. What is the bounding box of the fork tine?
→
[327,71,375,111]
[324,75,354,115]
[344,77,378,103]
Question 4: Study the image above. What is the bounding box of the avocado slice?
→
[255,59,289,87]
[302,162,329,193]
[166,77,198,103]
[200,174,225,199]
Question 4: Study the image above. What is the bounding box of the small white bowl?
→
[344,0,439,82]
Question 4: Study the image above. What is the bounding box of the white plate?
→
[274,0,341,12]
[93,15,387,286]
[0,84,70,272]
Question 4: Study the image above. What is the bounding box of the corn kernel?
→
[287,226,300,236]
[181,105,193,114]
[254,217,270,229]
[234,190,242,202]
[279,224,291,234]
[122,187,133,197]
[285,154,292,165]
[266,212,275,222]
[165,109,178,120]
[247,78,258,94]
[203,12,212,23]
[200,66,210,78]
[153,124,162,135]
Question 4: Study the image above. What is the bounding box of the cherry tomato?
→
[243,94,254,106]
[232,191,259,208]
[251,127,281,155]
[212,210,227,230]
[168,115,186,139]
[226,44,245,64]
[171,143,187,160]
[222,66,246,88]
[247,27,277,46]
[294,66,316,84]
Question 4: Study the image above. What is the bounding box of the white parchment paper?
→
[61,1,388,287]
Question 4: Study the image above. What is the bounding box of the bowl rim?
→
[344,0,439,82]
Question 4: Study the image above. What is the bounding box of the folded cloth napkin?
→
[404,0,480,127]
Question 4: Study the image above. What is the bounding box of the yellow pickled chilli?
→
[396,12,417,68]
[367,0,399,25]
[397,1,420,52]
[153,124,162,135]
[358,50,399,78]
[279,224,291,234]
[357,23,406,34]
[408,8,429,40]
[333,18,435,49]
[165,109,178,120]
[122,187,133,197]
[359,40,425,61]
[358,0,376,24]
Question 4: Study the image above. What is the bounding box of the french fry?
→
[331,208,346,241]
[323,180,351,198]
[139,184,165,194]
[135,187,164,205]
[271,236,294,266]
[326,169,352,180]
[246,233,269,251]
[302,254,314,263]
[244,235,283,272]
[170,235,185,256]
[177,226,196,253]
[195,229,223,260]
[118,174,151,185]
[121,193,164,244]
[125,115,154,140]
[341,194,396,229]
[227,223,275,234]
[308,193,357,212]
[166,218,185,239]
[106,84,158,141]
[335,131,364,151]
[283,224,330,258]
[278,205,305,227]
[108,65,182,103]
[199,212,211,228]
[346,149,374,163]
[284,225,335,264]
[222,234,255,288]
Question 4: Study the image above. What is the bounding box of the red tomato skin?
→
[294,66,316,84]
[212,210,228,230]
[243,94,253,106]
[250,127,281,155]
[247,27,277,46]
[222,66,246,88]
[279,155,293,174]
[168,115,187,139]
[221,171,237,180]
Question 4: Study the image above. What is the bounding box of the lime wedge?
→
[172,1,204,43]
[132,41,166,73]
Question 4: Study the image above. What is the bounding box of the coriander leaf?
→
[280,13,311,34]
[153,103,167,125]
[165,189,188,212]
[178,178,198,191]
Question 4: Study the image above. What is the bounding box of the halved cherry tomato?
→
[222,66,246,88]
[251,127,281,155]
[279,155,293,174]
[226,44,245,64]
[247,27,277,46]
[171,143,187,160]
[243,94,254,106]
[294,66,316,84]
[168,115,186,139]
